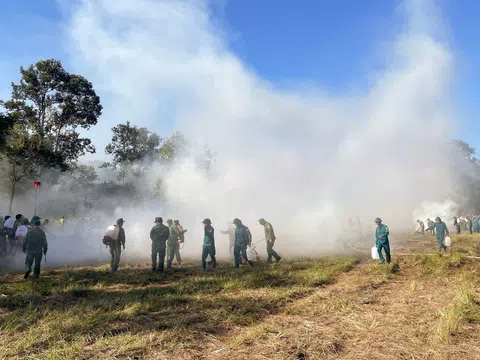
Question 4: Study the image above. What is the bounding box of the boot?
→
[24,270,31,279]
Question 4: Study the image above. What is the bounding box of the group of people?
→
[103,217,282,274]
[375,216,452,265]
[416,215,480,236]
[0,214,48,279]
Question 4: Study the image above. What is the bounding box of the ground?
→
[1,232,480,359]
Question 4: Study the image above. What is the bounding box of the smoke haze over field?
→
[0,0,464,265]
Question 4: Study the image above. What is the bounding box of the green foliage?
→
[0,112,15,150]
[0,59,101,211]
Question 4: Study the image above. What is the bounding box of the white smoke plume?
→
[1,0,460,267]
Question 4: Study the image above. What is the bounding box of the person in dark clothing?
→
[201,219,216,271]
[233,218,253,268]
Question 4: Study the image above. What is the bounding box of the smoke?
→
[1,0,461,267]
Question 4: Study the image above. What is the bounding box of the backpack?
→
[177,225,187,243]
[102,225,119,246]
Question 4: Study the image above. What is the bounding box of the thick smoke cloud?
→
[1,0,457,267]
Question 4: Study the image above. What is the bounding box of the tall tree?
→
[0,59,102,211]
[0,113,15,150]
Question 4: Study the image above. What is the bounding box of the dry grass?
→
[2,233,480,359]
[0,257,356,359]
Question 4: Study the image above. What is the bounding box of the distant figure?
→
[466,217,473,234]
[474,216,480,233]
[416,219,425,234]
[22,217,48,279]
[259,218,281,263]
[166,219,180,269]
[220,222,236,260]
[173,220,187,266]
[109,218,126,272]
[356,216,363,234]
[453,217,460,234]
[426,217,449,252]
[426,218,435,235]
[201,218,216,271]
[233,218,253,268]
[59,216,65,229]
[374,218,391,264]
[150,217,170,272]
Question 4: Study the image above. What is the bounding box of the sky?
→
[0,0,478,156]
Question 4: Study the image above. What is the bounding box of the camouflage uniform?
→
[150,217,170,272]
[166,220,180,268]
[259,218,281,263]
[22,221,48,279]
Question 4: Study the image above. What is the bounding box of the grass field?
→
[1,233,480,359]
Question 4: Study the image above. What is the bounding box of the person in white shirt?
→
[15,218,29,241]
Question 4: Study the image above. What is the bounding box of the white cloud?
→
[63,0,455,256]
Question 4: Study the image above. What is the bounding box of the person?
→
[59,216,65,228]
[426,217,449,252]
[233,218,253,268]
[220,222,236,260]
[150,217,170,272]
[374,217,391,264]
[416,219,425,234]
[110,218,126,272]
[22,217,48,279]
[474,216,480,233]
[258,218,281,263]
[15,218,29,241]
[173,220,187,266]
[427,218,435,235]
[453,217,461,234]
[466,216,473,234]
[201,218,216,271]
[166,219,181,269]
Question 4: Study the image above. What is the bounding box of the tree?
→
[0,59,102,211]
[0,113,15,150]
[104,121,161,168]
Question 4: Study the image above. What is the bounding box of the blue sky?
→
[0,0,479,152]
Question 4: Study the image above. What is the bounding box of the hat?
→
[374,217,382,223]
[116,218,125,225]
[435,216,441,221]
[202,218,212,225]
[258,218,265,223]
[22,218,30,225]
[33,219,41,226]
[233,218,241,225]
[31,216,41,223]
[154,217,163,223]
[174,220,179,225]
[166,219,173,224]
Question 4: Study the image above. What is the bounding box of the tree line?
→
[0,59,214,216]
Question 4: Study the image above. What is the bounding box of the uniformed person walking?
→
[233,218,253,268]
[426,217,449,252]
[22,217,48,279]
[201,218,216,271]
[110,218,126,272]
[258,218,281,263]
[374,217,391,264]
[150,217,170,272]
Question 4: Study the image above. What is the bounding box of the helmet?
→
[202,218,212,225]
[374,217,382,223]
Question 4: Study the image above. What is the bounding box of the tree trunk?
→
[8,181,16,214]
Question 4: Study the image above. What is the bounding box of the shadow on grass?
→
[0,258,358,347]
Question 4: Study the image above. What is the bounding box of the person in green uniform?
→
[233,218,253,268]
[453,217,460,234]
[425,216,449,252]
[110,218,126,272]
[166,219,180,269]
[258,218,281,263]
[201,218,216,271]
[22,218,48,279]
[150,217,170,272]
[474,216,480,233]
[427,218,435,235]
[374,217,391,264]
